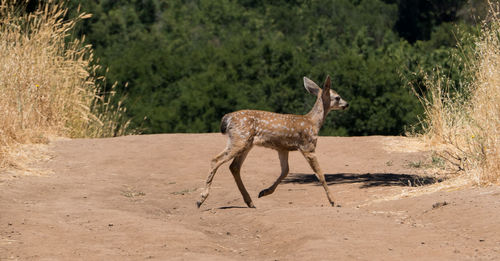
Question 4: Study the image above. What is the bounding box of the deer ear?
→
[321,75,331,104]
[303,77,320,96]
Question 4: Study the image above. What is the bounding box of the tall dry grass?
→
[0,1,131,169]
[415,2,499,185]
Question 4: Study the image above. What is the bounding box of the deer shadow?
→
[283,172,442,188]
[217,206,249,210]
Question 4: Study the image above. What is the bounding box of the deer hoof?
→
[258,189,270,198]
[196,201,203,208]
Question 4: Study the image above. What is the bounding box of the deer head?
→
[303,76,349,112]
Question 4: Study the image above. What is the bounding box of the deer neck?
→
[306,95,330,130]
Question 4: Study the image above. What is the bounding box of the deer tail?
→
[220,114,231,134]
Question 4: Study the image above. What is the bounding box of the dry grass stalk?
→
[415,2,499,185]
[0,1,131,169]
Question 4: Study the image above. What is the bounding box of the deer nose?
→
[344,103,349,109]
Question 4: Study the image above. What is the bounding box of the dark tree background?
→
[58,0,479,135]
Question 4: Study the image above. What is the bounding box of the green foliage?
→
[67,0,475,135]
[392,0,468,43]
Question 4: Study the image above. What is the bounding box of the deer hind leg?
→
[197,139,247,208]
[301,151,335,206]
[258,150,289,198]
[229,146,255,208]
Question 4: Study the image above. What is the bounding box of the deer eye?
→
[335,96,341,101]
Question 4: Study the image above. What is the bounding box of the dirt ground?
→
[1,134,499,260]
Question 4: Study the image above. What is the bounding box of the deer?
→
[196,75,349,208]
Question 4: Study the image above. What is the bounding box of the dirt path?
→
[1,134,499,260]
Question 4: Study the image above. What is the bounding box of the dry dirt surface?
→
[1,134,499,260]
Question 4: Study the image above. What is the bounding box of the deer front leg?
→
[229,147,255,208]
[258,150,289,198]
[301,151,335,206]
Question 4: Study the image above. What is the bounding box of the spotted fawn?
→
[197,75,349,208]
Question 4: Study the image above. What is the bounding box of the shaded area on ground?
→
[284,172,443,188]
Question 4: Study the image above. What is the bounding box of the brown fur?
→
[197,75,348,208]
